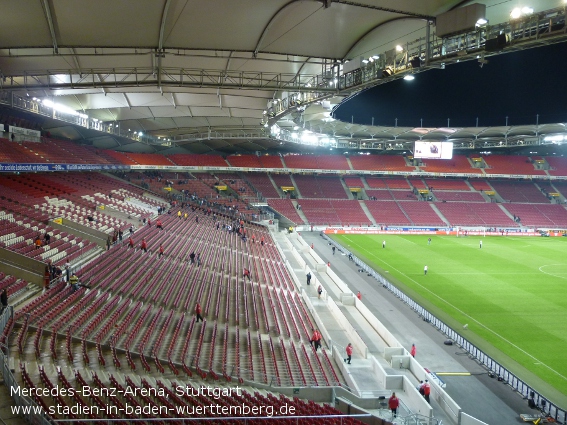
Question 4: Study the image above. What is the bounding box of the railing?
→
[323,233,566,424]
[0,306,55,425]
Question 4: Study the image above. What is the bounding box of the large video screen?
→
[414,141,453,159]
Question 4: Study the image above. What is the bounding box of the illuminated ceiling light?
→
[476,18,488,25]
[521,6,533,14]
[403,75,415,81]
[395,45,403,52]
[510,7,522,18]
[362,59,369,64]
[293,126,299,130]
[372,55,379,60]
[138,132,143,136]
[368,57,374,62]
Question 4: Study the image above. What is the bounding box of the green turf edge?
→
[329,234,567,409]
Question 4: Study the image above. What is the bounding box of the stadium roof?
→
[0,0,566,154]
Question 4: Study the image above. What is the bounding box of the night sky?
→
[334,41,567,128]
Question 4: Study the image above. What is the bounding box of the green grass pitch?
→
[331,234,567,399]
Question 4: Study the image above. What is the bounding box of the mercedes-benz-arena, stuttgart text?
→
[12,384,296,417]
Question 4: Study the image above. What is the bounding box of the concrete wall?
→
[49,219,108,248]
[327,297,368,359]
[0,247,44,285]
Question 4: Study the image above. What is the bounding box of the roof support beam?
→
[123,93,132,109]
[158,0,172,51]
[254,0,298,57]
[41,0,58,54]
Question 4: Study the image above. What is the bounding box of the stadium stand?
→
[398,201,446,226]
[364,201,411,226]
[267,199,305,224]
[546,156,567,176]
[226,154,264,168]
[299,199,371,226]
[423,178,471,191]
[349,155,413,171]
[489,181,551,203]
[436,202,516,227]
[246,173,281,198]
[505,203,567,227]
[419,155,480,174]
[482,155,546,175]
[168,154,229,167]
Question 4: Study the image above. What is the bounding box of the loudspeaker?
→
[485,33,507,51]
[410,57,421,68]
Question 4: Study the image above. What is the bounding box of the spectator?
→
[195,302,203,322]
[317,285,323,299]
[128,237,134,248]
[140,239,148,253]
[344,343,353,364]
[0,289,8,312]
[159,244,164,258]
[306,272,311,285]
[388,393,399,418]
[423,380,431,403]
[410,344,416,358]
[243,268,251,281]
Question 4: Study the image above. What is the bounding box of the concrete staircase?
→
[359,201,377,225]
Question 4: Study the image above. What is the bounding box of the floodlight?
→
[521,6,533,14]
[368,57,374,62]
[362,59,369,64]
[395,45,403,52]
[510,7,522,18]
[476,18,488,25]
[372,55,379,59]
[403,75,415,81]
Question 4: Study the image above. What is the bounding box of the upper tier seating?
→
[259,155,285,168]
[282,155,350,170]
[483,155,546,175]
[101,150,137,165]
[168,154,229,167]
[226,155,263,168]
[546,156,567,176]
[419,155,480,174]
[349,155,413,172]
[293,175,348,199]
[123,153,174,166]
[246,173,280,198]
[490,181,550,203]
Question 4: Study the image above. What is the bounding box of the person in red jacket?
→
[195,303,203,322]
[423,380,431,403]
[310,328,322,351]
[388,392,399,418]
[140,239,148,253]
[344,343,353,364]
[410,343,416,358]
[357,291,362,300]
[243,268,251,281]
[156,219,163,230]
[128,237,134,248]
[159,244,164,258]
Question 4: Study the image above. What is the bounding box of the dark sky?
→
[334,41,567,128]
